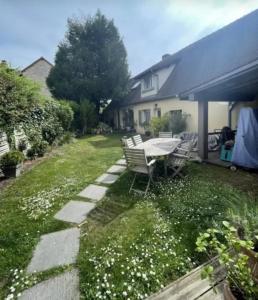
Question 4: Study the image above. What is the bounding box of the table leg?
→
[164,156,168,177]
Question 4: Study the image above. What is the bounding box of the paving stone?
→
[27,228,80,273]
[20,269,79,300]
[107,165,126,174]
[54,200,95,224]
[116,159,127,166]
[78,184,108,201]
[95,173,119,185]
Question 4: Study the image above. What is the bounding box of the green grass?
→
[0,134,122,298]
[1,134,258,299]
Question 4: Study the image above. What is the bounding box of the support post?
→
[198,100,208,160]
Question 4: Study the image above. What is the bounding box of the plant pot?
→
[2,163,23,178]
[223,283,237,300]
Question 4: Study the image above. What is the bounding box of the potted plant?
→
[196,221,258,299]
[228,207,258,283]
[0,150,25,178]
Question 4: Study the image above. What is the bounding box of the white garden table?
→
[133,138,181,176]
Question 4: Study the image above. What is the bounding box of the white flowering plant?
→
[79,202,193,299]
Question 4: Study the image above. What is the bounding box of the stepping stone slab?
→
[54,200,95,224]
[107,165,126,174]
[27,228,80,273]
[78,184,108,201]
[95,173,119,185]
[20,269,79,300]
[116,159,127,166]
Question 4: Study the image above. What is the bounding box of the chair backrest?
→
[177,140,194,158]
[124,148,147,168]
[125,138,134,148]
[159,132,173,138]
[133,135,143,145]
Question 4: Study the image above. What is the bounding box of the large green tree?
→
[47,11,130,114]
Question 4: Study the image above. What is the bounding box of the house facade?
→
[22,57,53,97]
[115,10,258,135]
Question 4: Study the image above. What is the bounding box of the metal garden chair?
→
[133,134,143,145]
[159,131,173,138]
[167,141,194,178]
[124,147,156,196]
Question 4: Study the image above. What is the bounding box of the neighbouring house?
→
[113,9,258,136]
[22,57,53,97]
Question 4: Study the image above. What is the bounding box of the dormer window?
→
[143,74,153,91]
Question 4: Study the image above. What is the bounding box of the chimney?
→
[162,54,170,60]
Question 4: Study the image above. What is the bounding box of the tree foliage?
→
[0,63,40,131]
[47,11,130,113]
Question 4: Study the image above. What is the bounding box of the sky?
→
[1,0,258,76]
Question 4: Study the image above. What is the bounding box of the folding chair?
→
[159,132,173,138]
[125,138,134,148]
[133,134,143,145]
[124,147,156,197]
[167,141,194,178]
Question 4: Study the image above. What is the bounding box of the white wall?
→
[120,97,229,134]
[140,64,175,98]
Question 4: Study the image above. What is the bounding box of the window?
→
[170,109,182,117]
[143,74,153,90]
[154,107,161,118]
[139,109,151,126]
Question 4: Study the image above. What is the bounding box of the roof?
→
[124,9,258,106]
[22,57,53,73]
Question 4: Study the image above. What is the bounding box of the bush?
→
[31,141,48,157]
[18,139,27,152]
[0,63,40,131]
[168,113,188,134]
[150,115,169,136]
[57,100,74,131]
[58,132,75,145]
[95,122,112,134]
[27,141,48,159]
[0,151,24,168]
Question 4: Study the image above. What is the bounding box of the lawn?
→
[1,134,258,299]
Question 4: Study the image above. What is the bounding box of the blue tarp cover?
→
[232,108,258,169]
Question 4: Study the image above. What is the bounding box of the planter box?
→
[2,163,23,178]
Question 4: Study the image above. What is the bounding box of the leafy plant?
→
[0,151,24,168]
[196,221,258,299]
[31,141,48,157]
[150,115,169,136]
[168,112,188,134]
[18,139,27,152]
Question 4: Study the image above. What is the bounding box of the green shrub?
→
[168,112,188,134]
[0,63,40,132]
[18,139,27,152]
[31,141,48,157]
[0,151,24,168]
[150,115,169,136]
[58,132,75,145]
[57,100,74,131]
[26,148,37,160]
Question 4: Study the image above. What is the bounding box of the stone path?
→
[27,228,80,273]
[21,157,127,299]
[78,184,108,201]
[20,269,80,300]
[107,165,126,174]
[95,173,119,184]
[54,200,95,224]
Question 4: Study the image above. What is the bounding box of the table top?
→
[133,138,181,157]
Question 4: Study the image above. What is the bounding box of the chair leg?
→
[171,166,184,178]
[144,177,151,197]
[129,173,137,194]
